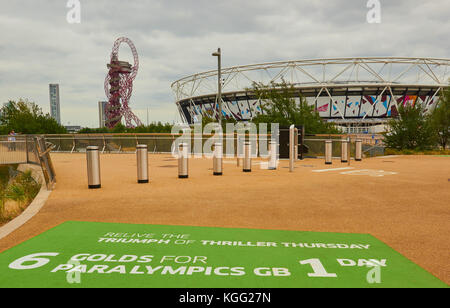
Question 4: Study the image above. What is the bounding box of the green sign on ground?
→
[0,221,446,288]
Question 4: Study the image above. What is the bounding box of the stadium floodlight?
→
[212,48,222,126]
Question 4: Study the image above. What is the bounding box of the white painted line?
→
[312,167,355,173]
[374,155,400,159]
[340,169,398,177]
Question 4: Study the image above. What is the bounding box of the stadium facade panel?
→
[171,58,450,127]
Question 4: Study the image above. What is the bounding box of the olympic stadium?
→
[171,57,450,133]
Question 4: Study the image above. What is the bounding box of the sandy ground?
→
[0,153,449,284]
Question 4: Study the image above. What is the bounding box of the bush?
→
[430,87,450,149]
[6,184,26,205]
[0,169,41,222]
[0,185,5,219]
[383,103,436,151]
[15,170,41,202]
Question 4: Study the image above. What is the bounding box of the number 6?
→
[9,253,59,270]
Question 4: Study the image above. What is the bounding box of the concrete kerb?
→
[0,164,52,240]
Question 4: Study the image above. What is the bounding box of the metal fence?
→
[0,135,40,165]
[0,135,56,189]
[303,134,385,158]
[0,140,27,165]
[44,134,273,156]
[45,134,178,153]
[44,133,384,158]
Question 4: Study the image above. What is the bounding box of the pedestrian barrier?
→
[268,140,277,170]
[178,143,189,179]
[86,146,101,189]
[213,143,223,176]
[243,141,251,172]
[289,125,295,172]
[341,138,349,163]
[136,144,149,183]
[356,139,363,161]
[325,140,333,165]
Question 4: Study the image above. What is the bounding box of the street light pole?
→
[212,48,222,127]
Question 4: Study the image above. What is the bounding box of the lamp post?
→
[212,48,222,127]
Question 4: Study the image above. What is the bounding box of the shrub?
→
[383,103,436,150]
[0,169,41,222]
[15,170,41,202]
[6,184,26,205]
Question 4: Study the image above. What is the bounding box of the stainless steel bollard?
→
[237,134,243,167]
[294,128,299,162]
[325,140,332,165]
[136,144,149,183]
[355,139,362,161]
[268,140,277,170]
[86,146,101,189]
[213,143,223,176]
[243,141,251,172]
[341,139,348,163]
[178,143,189,178]
[289,125,295,172]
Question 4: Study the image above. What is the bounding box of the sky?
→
[0,0,449,127]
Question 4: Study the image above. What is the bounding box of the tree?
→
[77,122,174,134]
[198,109,237,132]
[250,81,340,134]
[0,99,67,134]
[383,103,436,150]
[430,87,450,149]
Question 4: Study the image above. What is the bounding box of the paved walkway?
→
[0,153,449,284]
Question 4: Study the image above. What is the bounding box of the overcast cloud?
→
[0,0,449,127]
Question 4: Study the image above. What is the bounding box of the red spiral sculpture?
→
[104,37,143,128]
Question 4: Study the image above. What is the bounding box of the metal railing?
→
[44,133,384,158]
[0,140,27,165]
[45,134,177,154]
[0,135,40,165]
[44,133,273,156]
[0,135,56,189]
[303,134,385,158]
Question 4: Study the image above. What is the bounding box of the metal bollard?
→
[243,141,251,172]
[268,140,277,170]
[178,143,189,178]
[289,125,295,172]
[355,139,362,161]
[213,143,223,176]
[86,146,101,189]
[325,140,332,165]
[294,128,299,162]
[237,134,243,167]
[341,139,348,163]
[136,144,149,183]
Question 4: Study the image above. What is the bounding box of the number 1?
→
[299,258,337,278]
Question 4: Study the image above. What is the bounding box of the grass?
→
[0,167,41,225]
[0,165,14,187]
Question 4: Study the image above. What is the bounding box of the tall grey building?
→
[49,84,61,124]
[98,101,108,128]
